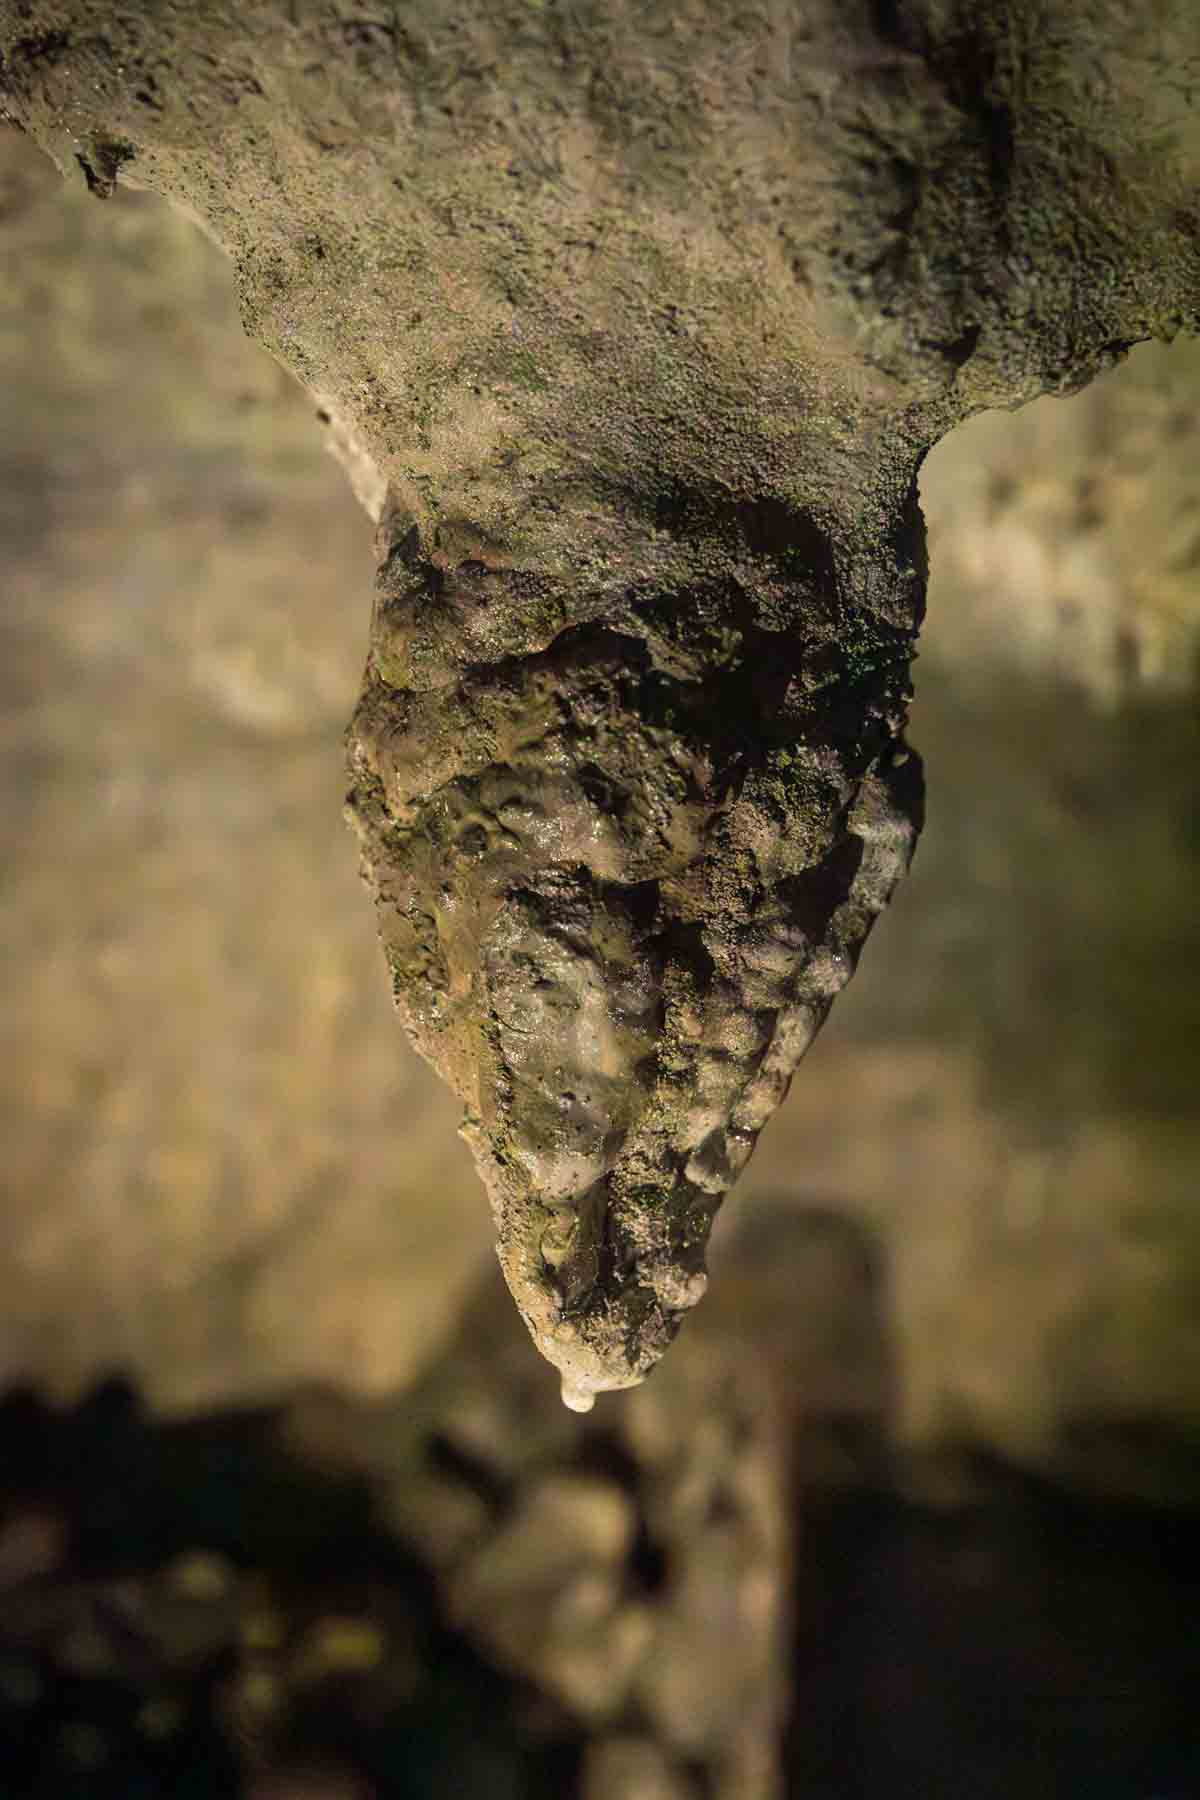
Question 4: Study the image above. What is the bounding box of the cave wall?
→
[2,1,1197,1401]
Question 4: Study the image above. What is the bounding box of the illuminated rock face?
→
[346,496,923,1405]
[3,0,1197,1399]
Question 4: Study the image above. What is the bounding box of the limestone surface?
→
[3,0,1197,1403]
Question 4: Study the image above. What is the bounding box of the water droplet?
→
[560,1375,596,1414]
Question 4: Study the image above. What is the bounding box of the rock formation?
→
[3,0,1197,1406]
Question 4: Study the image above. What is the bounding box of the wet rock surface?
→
[3,0,1198,1398]
[346,499,922,1406]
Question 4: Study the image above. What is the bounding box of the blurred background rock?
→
[1,124,1198,1796]
[0,124,483,1409]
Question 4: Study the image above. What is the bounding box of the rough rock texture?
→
[3,0,1197,1404]
[347,503,921,1408]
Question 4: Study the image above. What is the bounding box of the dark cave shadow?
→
[0,1373,582,1800]
[0,1237,1199,1798]
[735,1204,1200,1800]
[786,1451,1200,1800]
